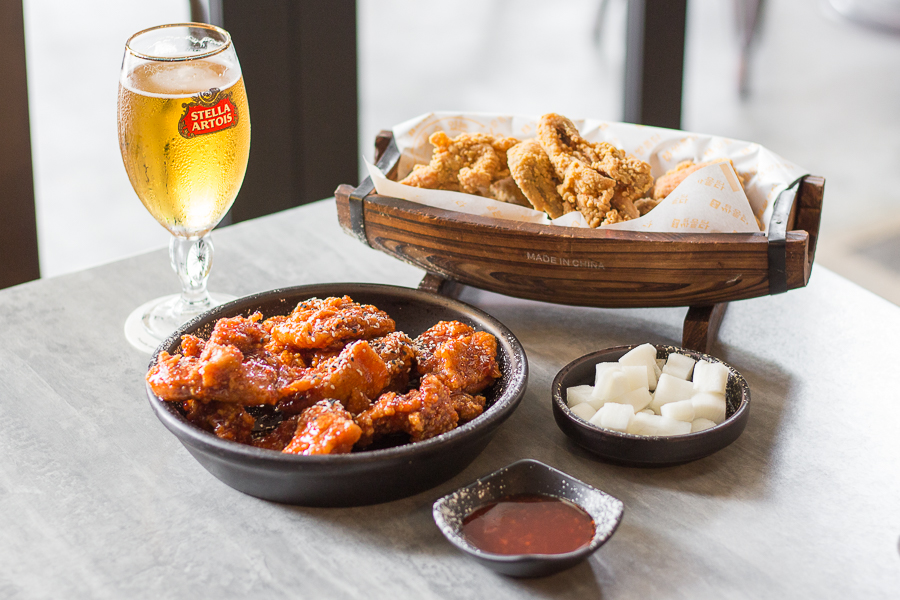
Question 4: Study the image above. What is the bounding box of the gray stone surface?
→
[1,199,898,599]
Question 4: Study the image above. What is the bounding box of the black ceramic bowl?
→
[146,283,528,506]
[433,459,624,578]
[551,345,750,467]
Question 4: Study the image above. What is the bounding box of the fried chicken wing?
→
[368,331,416,393]
[507,139,570,219]
[355,374,460,447]
[282,400,362,455]
[399,131,520,197]
[269,296,395,351]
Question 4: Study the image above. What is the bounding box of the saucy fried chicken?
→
[283,400,362,455]
[268,296,395,351]
[182,399,255,444]
[414,321,501,394]
[399,131,520,197]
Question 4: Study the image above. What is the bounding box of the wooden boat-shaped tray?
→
[335,132,824,353]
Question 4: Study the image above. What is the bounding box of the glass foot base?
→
[124,292,236,354]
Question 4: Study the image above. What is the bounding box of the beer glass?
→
[118,23,250,352]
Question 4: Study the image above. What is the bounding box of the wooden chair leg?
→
[417,273,463,299]
[682,303,728,353]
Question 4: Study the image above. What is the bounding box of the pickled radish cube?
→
[569,402,598,422]
[691,418,717,432]
[592,369,629,404]
[566,385,595,407]
[618,343,657,367]
[589,402,634,432]
[693,361,729,394]
[663,353,696,381]
[627,412,662,435]
[659,399,695,422]
[692,392,727,424]
[649,374,695,412]
[639,408,655,415]
[657,417,692,436]
[611,387,653,412]
[621,365,650,390]
[594,362,619,386]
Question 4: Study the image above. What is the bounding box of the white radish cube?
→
[589,402,634,432]
[594,362,619,386]
[656,417,692,436]
[693,361,729,394]
[627,412,663,435]
[611,387,653,412]
[621,365,650,390]
[569,402,598,422]
[691,418,717,432]
[659,399,695,422]
[592,369,629,404]
[566,385,595,407]
[649,374,695,412]
[618,343,657,367]
[692,392,727,424]
[663,353,696,381]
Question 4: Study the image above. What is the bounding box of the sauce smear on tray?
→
[461,494,594,555]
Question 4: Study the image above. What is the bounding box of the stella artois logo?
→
[178,88,238,139]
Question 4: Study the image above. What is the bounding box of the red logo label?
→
[178,88,239,139]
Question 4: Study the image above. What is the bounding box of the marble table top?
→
[1,199,897,599]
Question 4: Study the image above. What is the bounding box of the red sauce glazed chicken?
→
[146,296,502,455]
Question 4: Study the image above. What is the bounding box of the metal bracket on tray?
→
[347,137,402,246]
[767,176,806,295]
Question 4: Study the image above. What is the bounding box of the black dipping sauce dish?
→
[146,283,528,507]
[552,344,750,467]
[433,459,624,578]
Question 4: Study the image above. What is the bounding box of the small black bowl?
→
[551,345,750,467]
[432,459,624,578]
[146,283,528,506]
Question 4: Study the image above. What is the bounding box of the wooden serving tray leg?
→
[682,303,728,354]
[418,273,464,300]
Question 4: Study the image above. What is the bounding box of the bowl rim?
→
[432,458,624,564]
[146,282,529,465]
[551,343,750,442]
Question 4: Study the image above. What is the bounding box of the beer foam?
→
[122,58,240,98]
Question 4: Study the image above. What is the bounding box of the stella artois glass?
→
[118,23,250,352]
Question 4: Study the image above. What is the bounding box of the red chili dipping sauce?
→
[461,494,595,555]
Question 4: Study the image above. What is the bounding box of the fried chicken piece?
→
[537,113,652,227]
[451,391,487,423]
[182,399,255,444]
[251,416,300,451]
[282,400,362,455]
[368,331,416,393]
[652,158,744,200]
[276,340,390,416]
[488,176,532,208]
[355,375,460,447]
[507,139,570,219]
[414,321,501,394]
[269,296,395,351]
[147,341,281,406]
[634,197,662,216]
[399,131,520,197]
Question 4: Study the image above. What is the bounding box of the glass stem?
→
[169,234,214,317]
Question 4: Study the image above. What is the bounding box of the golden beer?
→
[117,59,250,236]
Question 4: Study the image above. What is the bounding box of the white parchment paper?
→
[366,112,808,234]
